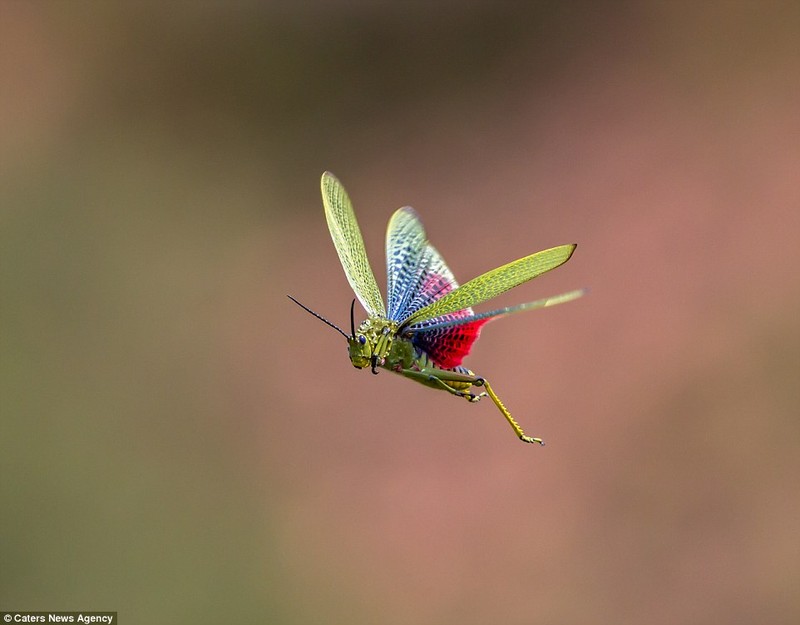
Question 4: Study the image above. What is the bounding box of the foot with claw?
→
[466,391,487,403]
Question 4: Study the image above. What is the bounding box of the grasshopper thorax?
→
[349,317,398,374]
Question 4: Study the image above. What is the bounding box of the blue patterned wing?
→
[385,207,427,320]
[385,206,465,322]
[384,206,486,367]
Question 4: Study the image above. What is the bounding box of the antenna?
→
[287,295,350,339]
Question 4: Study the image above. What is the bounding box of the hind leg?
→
[399,368,543,445]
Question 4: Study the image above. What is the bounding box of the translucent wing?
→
[407,289,586,333]
[396,239,459,320]
[384,206,465,322]
[385,207,427,320]
[400,244,577,328]
[321,172,385,317]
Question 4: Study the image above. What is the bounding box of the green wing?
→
[321,172,386,318]
[407,288,587,331]
[400,244,577,327]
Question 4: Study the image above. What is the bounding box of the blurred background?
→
[2,2,799,623]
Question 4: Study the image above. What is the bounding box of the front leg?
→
[399,368,544,445]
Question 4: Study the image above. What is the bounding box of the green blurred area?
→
[2,2,799,624]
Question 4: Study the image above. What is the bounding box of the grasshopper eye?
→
[358,335,367,345]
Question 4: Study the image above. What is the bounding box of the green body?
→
[349,316,472,390]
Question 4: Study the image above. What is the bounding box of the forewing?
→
[321,172,386,317]
[407,289,586,332]
[401,244,577,327]
[385,207,427,320]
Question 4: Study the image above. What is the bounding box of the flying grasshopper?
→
[289,172,584,444]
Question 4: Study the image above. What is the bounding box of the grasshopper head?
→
[349,318,397,374]
[287,296,397,375]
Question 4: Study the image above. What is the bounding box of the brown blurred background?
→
[2,2,799,624]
